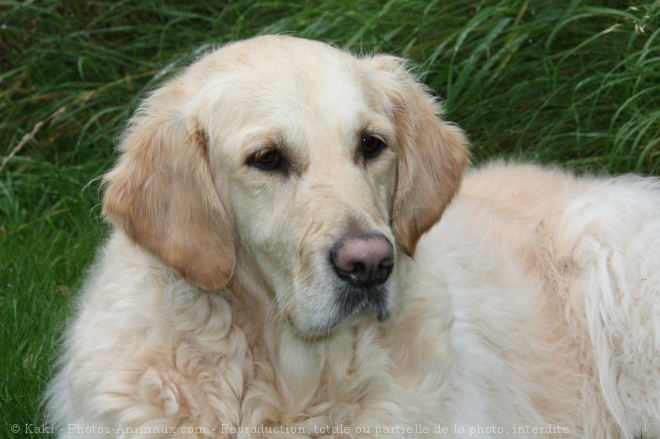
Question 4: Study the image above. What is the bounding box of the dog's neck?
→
[223,271,401,419]
[160,247,455,429]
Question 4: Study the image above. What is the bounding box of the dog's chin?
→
[287,283,393,339]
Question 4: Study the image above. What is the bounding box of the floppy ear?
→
[102,83,235,292]
[368,56,470,257]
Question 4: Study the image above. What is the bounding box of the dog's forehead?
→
[185,36,388,153]
[187,36,369,106]
[206,35,357,75]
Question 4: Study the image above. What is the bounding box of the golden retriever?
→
[47,35,660,438]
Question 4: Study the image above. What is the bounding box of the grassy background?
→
[1,0,659,437]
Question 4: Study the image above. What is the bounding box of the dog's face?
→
[102,36,468,336]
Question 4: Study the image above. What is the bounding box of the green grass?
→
[1,1,659,437]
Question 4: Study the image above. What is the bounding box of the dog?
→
[46,35,660,438]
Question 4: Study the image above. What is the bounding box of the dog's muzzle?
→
[329,233,394,322]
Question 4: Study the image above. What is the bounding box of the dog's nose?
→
[331,234,394,288]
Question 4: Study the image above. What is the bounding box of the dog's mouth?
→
[328,231,394,323]
[283,231,396,337]
[295,280,392,337]
[335,282,391,323]
[285,271,394,339]
[330,262,393,326]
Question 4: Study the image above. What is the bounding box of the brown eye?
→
[248,148,285,171]
[360,135,386,161]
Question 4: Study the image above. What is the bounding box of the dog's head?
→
[103,36,469,335]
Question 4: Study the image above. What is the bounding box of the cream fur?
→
[46,36,660,438]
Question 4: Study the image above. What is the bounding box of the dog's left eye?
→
[360,135,386,161]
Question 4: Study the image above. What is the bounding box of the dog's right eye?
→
[247,148,285,172]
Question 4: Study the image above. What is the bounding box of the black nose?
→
[331,233,394,288]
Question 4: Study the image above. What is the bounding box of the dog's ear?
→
[102,83,235,292]
[367,56,470,257]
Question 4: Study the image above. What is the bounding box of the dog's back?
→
[425,162,660,437]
